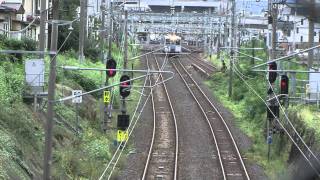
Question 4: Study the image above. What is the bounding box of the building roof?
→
[144,0,220,7]
[0,2,25,14]
[285,0,320,22]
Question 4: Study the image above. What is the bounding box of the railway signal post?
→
[117,114,130,146]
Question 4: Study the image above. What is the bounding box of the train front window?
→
[165,39,170,45]
[176,40,181,45]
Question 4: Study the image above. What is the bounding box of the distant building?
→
[0,1,25,38]
[274,5,320,52]
[143,0,220,13]
[0,0,50,43]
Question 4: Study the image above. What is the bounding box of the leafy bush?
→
[0,62,24,105]
[21,37,37,51]
[63,71,100,98]
[84,42,101,63]
[0,36,37,63]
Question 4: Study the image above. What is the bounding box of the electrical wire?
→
[231,60,320,177]
[266,76,320,167]
[0,7,51,34]
[105,53,170,180]
[106,54,169,180]
[98,67,150,180]
[98,53,169,179]
[0,17,37,34]
[233,63,256,80]
[27,30,73,87]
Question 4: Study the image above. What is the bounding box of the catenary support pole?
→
[308,1,315,69]
[39,0,47,59]
[251,37,255,65]
[121,11,128,115]
[43,0,59,179]
[100,0,106,62]
[100,0,107,132]
[124,11,128,70]
[271,4,277,60]
[79,0,87,63]
[228,0,235,97]
[108,0,113,59]
[106,0,114,126]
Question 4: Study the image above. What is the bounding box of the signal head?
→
[120,75,131,98]
[106,58,117,77]
[268,62,278,84]
[280,75,289,95]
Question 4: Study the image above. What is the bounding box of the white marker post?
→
[72,90,82,134]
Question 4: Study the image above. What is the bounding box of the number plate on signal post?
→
[104,91,110,103]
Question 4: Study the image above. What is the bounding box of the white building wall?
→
[285,15,320,45]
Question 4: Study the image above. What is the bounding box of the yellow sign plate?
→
[117,130,128,142]
[104,91,110,103]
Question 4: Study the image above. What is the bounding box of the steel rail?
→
[190,54,217,70]
[154,54,179,180]
[173,57,251,180]
[171,59,226,180]
[178,57,250,179]
[186,54,216,74]
[141,55,156,180]
[141,54,179,180]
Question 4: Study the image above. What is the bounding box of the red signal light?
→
[280,75,289,95]
[106,58,117,77]
[268,62,277,83]
[120,75,131,98]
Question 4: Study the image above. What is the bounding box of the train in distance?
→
[163,33,182,54]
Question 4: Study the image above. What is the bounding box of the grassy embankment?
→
[204,40,320,179]
[0,35,140,179]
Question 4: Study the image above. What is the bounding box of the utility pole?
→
[224,1,229,48]
[106,0,114,126]
[217,17,221,59]
[43,0,59,179]
[266,0,278,162]
[251,37,255,65]
[308,0,315,69]
[39,0,47,59]
[108,0,113,59]
[228,0,235,98]
[271,4,277,60]
[124,11,128,70]
[79,0,87,63]
[100,0,106,62]
[100,0,107,132]
[139,0,141,12]
[121,10,128,115]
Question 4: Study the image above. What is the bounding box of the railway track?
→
[171,56,250,180]
[187,46,203,53]
[142,54,179,180]
[186,54,216,75]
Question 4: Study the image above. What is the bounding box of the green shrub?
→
[84,42,101,63]
[63,71,100,98]
[21,38,37,51]
[0,62,24,104]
